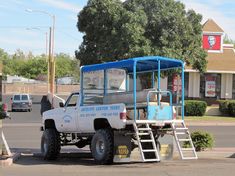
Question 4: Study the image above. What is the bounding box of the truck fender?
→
[94,118,111,130]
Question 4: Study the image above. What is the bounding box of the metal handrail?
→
[147,90,173,107]
[146,90,173,121]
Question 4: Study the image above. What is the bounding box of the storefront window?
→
[232,74,235,99]
[184,73,189,97]
[166,72,188,104]
[200,73,221,99]
[167,72,188,97]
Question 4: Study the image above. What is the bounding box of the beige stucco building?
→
[183,19,235,104]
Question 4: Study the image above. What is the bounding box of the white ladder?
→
[133,122,160,162]
[171,120,198,160]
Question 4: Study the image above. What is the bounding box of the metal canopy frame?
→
[80,56,185,121]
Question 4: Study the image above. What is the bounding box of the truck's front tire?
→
[91,129,114,164]
[41,128,61,160]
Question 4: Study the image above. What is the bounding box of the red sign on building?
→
[205,75,216,97]
[203,35,221,50]
[172,74,182,92]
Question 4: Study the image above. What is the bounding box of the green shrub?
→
[184,131,214,151]
[218,100,230,115]
[184,100,207,116]
[218,100,235,116]
[228,102,235,117]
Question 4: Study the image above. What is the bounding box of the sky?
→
[0,0,235,57]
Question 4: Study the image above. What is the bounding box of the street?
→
[2,95,235,150]
[1,94,235,176]
[2,153,235,176]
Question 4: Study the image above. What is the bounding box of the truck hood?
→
[42,108,59,119]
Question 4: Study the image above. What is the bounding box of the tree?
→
[0,49,79,81]
[20,57,47,79]
[12,49,26,60]
[224,34,235,47]
[55,53,79,79]
[76,0,207,72]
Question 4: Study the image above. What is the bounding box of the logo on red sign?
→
[203,35,221,50]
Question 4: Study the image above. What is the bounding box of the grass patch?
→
[184,116,235,122]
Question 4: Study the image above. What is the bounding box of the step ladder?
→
[171,120,198,160]
[133,122,160,162]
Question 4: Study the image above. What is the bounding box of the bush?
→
[228,102,235,117]
[184,131,214,151]
[218,100,235,116]
[218,100,231,115]
[184,100,207,116]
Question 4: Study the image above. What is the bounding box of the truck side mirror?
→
[59,102,64,107]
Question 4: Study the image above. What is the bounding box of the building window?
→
[184,73,189,97]
[167,72,188,97]
[200,73,221,99]
[233,74,235,99]
[166,72,188,104]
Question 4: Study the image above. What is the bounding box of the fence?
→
[2,83,80,95]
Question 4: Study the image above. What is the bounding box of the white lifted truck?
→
[41,56,197,164]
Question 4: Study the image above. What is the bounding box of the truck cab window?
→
[66,94,79,107]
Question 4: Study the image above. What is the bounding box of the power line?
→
[0,26,78,29]
[57,29,81,41]
[0,26,50,29]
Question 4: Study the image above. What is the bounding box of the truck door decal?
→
[63,115,72,123]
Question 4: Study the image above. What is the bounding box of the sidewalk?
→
[185,120,235,126]
[196,148,235,159]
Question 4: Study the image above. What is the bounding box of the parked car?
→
[0,103,10,119]
[11,94,32,112]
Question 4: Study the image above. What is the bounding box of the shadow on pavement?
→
[12,147,96,166]
[12,147,148,167]
[229,153,235,158]
[17,152,96,166]
[11,148,41,154]
[15,154,149,167]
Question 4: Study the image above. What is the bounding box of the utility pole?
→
[26,9,56,107]
[48,27,52,94]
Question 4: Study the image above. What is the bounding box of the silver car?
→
[11,94,32,112]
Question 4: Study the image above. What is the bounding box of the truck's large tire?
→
[41,128,61,160]
[91,129,114,164]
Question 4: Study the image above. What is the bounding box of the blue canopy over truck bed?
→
[80,56,185,121]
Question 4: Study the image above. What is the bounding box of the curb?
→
[186,121,235,126]
[0,153,21,167]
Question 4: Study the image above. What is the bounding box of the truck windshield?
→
[22,95,29,100]
[14,95,21,101]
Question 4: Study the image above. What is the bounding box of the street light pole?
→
[51,14,55,98]
[26,27,48,57]
[26,9,56,103]
[45,31,48,56]
[48,27,52,94]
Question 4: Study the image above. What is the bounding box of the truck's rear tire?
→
[91,129,114,164]
[41,128,61,160]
